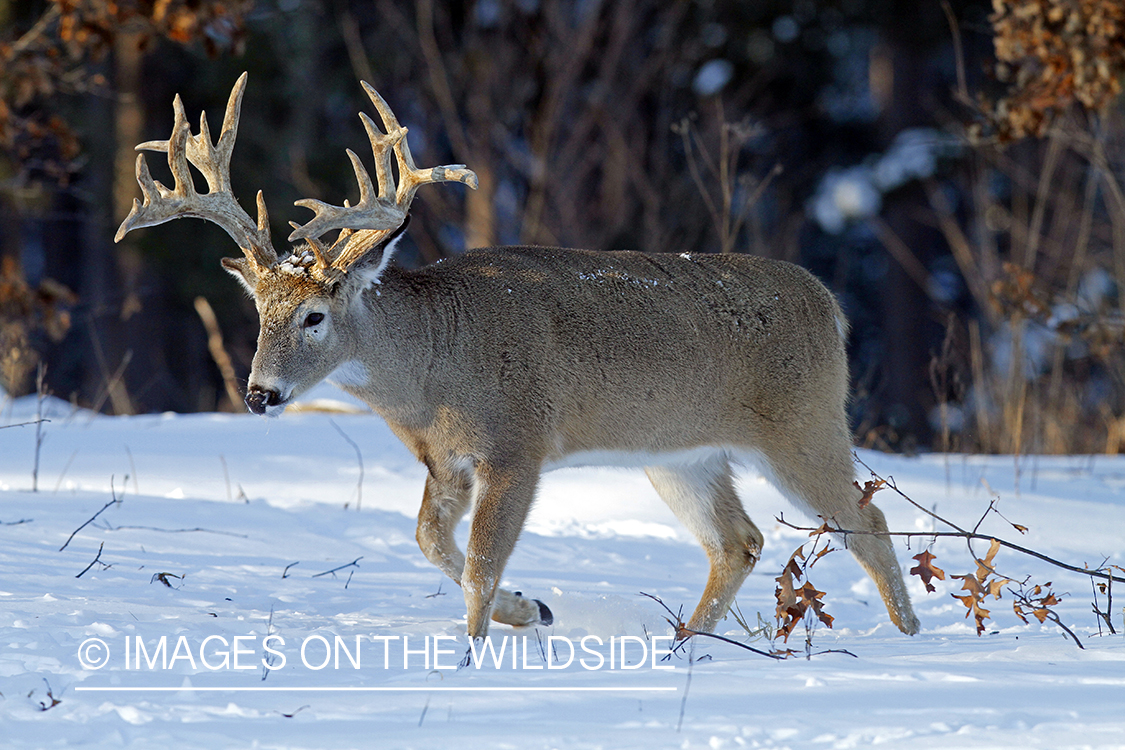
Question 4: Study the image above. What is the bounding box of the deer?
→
[115,73,921,644]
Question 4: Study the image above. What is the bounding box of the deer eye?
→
[303,312,325,328]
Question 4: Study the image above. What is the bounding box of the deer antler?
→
[114,72,278,270]
[287,82,478,273]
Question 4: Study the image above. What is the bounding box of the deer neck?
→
[332,270,442,425]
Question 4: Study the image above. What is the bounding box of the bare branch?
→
[312,557,364,579]
[785,456,1125,588]
[59,481,121,552]
[0,419,50,430]
[75,541,106,578]
[329,419,364,511]
[638,592,782,660]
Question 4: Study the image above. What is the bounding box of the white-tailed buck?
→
[117,73,920,641]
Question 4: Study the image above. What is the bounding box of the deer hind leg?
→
[761,436,921,635]
[646,454,764,634]
[416,470,549,633]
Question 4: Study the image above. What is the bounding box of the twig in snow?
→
[676,635,694,733]
[262,605,278,682]
[330,419,364,511]
[32,364,47,492]
[220,455,232,501]
[639,592,782,660]
[278,705,310,718]
[52,449,78,492]
[59,479,121,552]
[76,542,108,578]
[1014,582,1084,648]
[194,296,243,411]
[105,525,248,538]
[35,678,61,711]
[85,327,133,420]
[124,446,138,494]
[0,419,49,430]
[150,572,184,588]
[312,557,363,578]
[1090,561,1120,636]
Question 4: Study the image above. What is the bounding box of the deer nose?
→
[245,387,282,415]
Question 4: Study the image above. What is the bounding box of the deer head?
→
[115,73,477,414]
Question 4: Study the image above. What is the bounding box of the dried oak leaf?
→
[853,478,886,509]
[808,522,834,538]
[974,538,1006,583]
[775,568,798,617]
[910,550,947,593]
[774,562,835,641]
[797,581,834,630]
[950,539,1010,635]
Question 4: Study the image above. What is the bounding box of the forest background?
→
[3,0,1125,456]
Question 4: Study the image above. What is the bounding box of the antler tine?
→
[361,82,478,208]
[287,145,406,246]
[287,107,407,249]
[287,82,478,274]
[114,72,277,269]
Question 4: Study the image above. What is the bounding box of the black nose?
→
[245,388,282,415]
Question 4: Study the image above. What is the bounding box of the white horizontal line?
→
[75,686,676,693]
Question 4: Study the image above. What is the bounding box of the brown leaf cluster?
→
[1,1,250,183]
[988,262,1052,320]
[53,0,250,59]
[986,0,1125,141]
[950,538,1011,635]
[988,263,1125,363]
[0,257,77,395]
[774,544,835,642]
[1011,581,1061,623]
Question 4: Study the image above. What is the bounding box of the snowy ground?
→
[1,388,1123,749]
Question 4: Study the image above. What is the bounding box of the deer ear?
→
[221,256,260,295]
[347,216,411,292]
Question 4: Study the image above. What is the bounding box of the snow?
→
[1,389,1123,749]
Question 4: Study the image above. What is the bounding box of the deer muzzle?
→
[245,387,284,415]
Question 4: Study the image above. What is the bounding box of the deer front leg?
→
[417,467,550,635]
[462,460,547,639]
[416,472,472,583]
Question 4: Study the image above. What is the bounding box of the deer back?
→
[340,246,850,469]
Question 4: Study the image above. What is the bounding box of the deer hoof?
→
[535,599,553,626]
